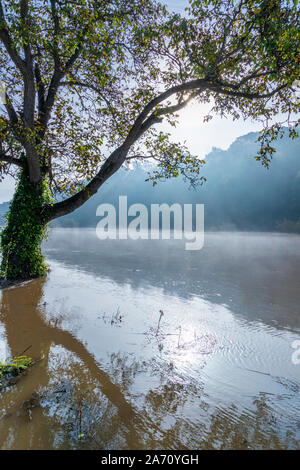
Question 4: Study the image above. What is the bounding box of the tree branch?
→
[4,92,19,126]
[39,34,86,137]
[20,0,35,130]
[0,1,27,76]
[35,61,46,120]
[47,144,128,221]
[133,92,197,141]
[206,82,288,100]
[125,79,208,144]
[50,0,61,69]
[0,151,23,167]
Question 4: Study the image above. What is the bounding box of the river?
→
[0,229,299,449]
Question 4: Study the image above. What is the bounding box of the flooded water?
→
[0,229,299,450]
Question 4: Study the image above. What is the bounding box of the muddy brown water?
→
[0,230,299,449]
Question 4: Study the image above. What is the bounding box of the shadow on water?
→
[0,273,299,449]
[0,279,154,449]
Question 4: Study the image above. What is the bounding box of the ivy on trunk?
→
[0,168,52,280]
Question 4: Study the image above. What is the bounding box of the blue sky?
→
[165,0,189,14]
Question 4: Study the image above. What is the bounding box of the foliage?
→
[0,1,298,193]
[0,354,32,389]
[0,166,53,279]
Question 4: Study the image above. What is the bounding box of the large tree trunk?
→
[0,168,52,280]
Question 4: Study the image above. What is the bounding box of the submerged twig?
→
[16,345,32,357]
[156,310,164,336]
[177,326,182,348]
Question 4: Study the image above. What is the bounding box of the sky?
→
[0,0,278,203]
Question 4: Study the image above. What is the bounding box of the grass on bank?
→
[0,355,32,389]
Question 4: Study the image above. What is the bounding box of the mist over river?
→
[0,229,299,449]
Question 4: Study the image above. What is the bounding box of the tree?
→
[0,0,299,280]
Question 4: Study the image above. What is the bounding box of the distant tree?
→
[0,0,299,279]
